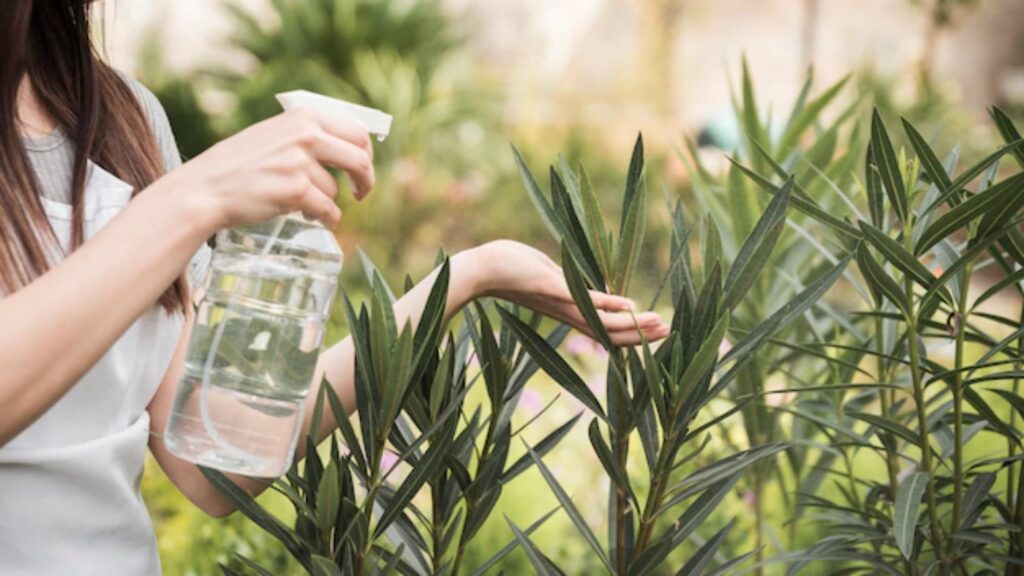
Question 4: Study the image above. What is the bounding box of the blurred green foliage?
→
[137,0,1024,574]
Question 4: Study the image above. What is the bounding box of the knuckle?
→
[355,131,372,150]
[287,175,309,198]
[283,148,310,169]
[353,151,372,174]
[286,107,314,124]
[293,127,320,149]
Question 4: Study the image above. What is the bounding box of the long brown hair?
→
[1,0,186,312]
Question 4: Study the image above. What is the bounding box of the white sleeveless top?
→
[0,162,211,575]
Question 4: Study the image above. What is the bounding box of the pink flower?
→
[718,338,733,357]
[566,334,596,357]
[743,491,757,506]
[380,450,400,472]
[520,389,543,415]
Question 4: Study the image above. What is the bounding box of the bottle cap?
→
[275,90,392,138]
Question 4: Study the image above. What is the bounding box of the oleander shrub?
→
[203,126,859,574]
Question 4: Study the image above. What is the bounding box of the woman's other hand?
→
[156,107,375,234]
[466,240,670,346]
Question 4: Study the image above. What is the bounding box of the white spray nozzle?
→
[276,90,392,139]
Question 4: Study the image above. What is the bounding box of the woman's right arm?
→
[0,108,375,447]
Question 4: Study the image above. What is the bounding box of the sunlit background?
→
[93,0,1024,573]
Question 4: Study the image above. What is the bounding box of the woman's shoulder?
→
[114,70,183,172]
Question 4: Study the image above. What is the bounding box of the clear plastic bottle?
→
[164,214,343,477]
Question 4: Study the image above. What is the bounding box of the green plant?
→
[679,61,866,569]
[203,254,588,574]
[503,135,851,573]
[198,131,851,574]
[732,102,1024,573]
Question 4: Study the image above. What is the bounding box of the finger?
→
[306,109,374,154]
[609,324,671,346]
[305,160,339,200]
[588,290,635,312]
[557,306,661,334]
[596,310,662,331]
[548,280,635,313]
[307,133,375,200]
[297,185,342,228]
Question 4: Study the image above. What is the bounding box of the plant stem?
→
[1014,458,1024,576]
[875,316,914,575]
[611,351,630,575]
[754,474,765,575]
[1008,299,1024,574]
[951,263,973,535]
[633,435,673,555]
[907,311,947,571]
[432,478,445,574]
[875,317,901,500]
[902,213,946,572]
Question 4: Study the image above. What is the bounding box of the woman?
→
[0,2,670,574]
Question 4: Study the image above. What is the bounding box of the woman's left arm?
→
[148,240,669,516]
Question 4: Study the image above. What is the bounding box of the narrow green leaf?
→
[374,427,452,537]
[470,508,559,576]
[921,138,1024,218]
[587,419,638,510]
[858,221,947,303]
[916,172,1024,254]
[497,306,607,420]
[721,253,852,365]
[671,473,741,544]
[562,243,614,352]
[622,133,645,230]
[676,519,735,576]
[316,461,341,533]
[578,165,612,278]
[200,467,309,567]
[846,411,920,447]
[902,118,952,192]
[959,472,996,529]
[357,248,397,303]
[973,172,1024,246]
[511,145,563,242]
[676,314,729,406]
[722,178,792,310]
[740,57,767,158]
[990,106,1024,168]
[505,517,562,576]
[729,157,861,238]
[701,216,723,285]
[964,387,1022,445]
[501,413,582,484]
[871,109,908,221]
[614,171,647,294]
[856,244,909,315]
[893,471,929,559]
[311,555,343,576]
[923,214,1024,306]
[377,544,406,576]
[865,143,885,227]
[526,444,614,572]
[551,169,606,288]
[777,75,849,156]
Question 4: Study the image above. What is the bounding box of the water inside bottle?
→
[165,241,339,477]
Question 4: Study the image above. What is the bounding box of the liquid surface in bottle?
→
[165,215,342,477]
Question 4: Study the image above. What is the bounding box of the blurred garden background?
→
[95,0,1024,573]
